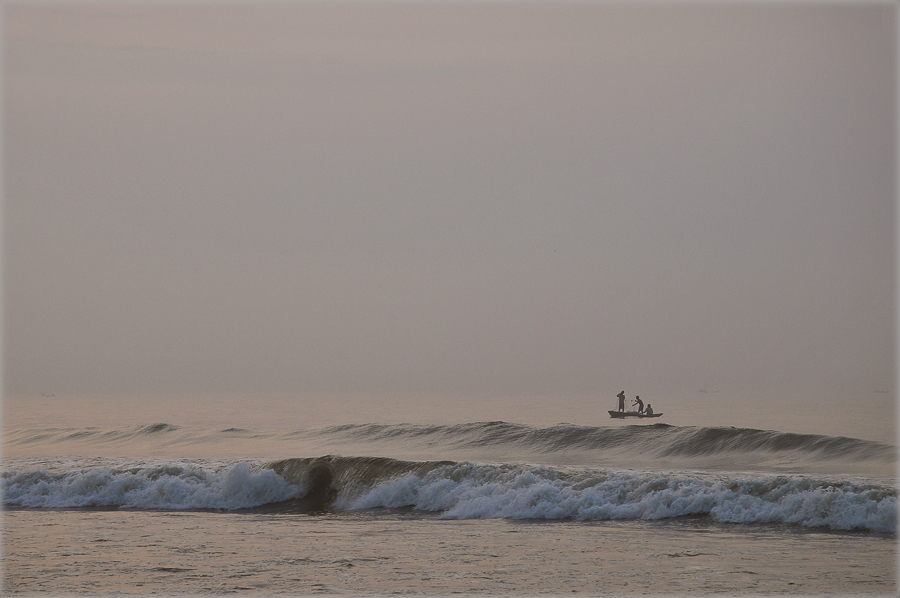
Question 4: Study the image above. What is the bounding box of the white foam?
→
[2,462,300,510]
[339,464,897,532]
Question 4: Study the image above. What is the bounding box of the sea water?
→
[2,392,897,595]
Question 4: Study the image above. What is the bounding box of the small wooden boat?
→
[608,410,663,418]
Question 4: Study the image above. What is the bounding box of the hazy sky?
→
[4,2,896,403]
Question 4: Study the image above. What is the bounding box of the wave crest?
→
[317,422,894,461]
[1,462,298,510]
[3,456,895,532]
[329,460,897,533]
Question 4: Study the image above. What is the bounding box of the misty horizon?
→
[4,2,895,404]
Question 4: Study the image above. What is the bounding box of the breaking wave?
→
[3,456,896,533]
[1,461,297,511]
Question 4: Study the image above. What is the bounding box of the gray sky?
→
[4,2,896,402]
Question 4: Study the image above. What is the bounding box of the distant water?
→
[5,418,895,473]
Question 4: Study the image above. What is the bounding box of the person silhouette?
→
[644,404,653,416]
[617,391,626,412]
[633,396,644,415]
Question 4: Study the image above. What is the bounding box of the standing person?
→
[633,396,644,415]
[617,391,626,412]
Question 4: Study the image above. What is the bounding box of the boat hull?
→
[608,410,662,418]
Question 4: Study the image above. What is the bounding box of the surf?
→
[3,455,896,533]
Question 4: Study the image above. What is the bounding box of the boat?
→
[608,410,663,418]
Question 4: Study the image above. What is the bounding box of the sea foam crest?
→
[337,463,897,532]
[2,462,299,510]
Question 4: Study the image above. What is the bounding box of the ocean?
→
[2,392,896,595]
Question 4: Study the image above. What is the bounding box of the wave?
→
[7,421,893,465]
[5,423,186,447]
[3,456,896,533]
[314,421,895,462]
[1,461,297,511]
